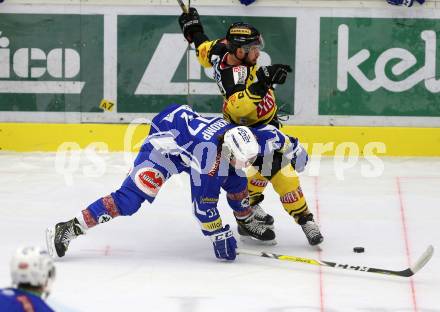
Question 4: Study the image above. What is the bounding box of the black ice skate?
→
[236,212,276,245]
[249,194,274,228]
[298,213,323,246]
[252,204,274,229]
[46,218,86,258]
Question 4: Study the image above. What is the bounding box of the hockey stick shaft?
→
[237,245,434,278]
[176,0,188,13]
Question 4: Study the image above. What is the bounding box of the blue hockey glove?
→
[386,0,414,6]
[240,0,256,5]
[291,144,309,173]
[209,225,237,261]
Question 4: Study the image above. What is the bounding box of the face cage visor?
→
[240,35,265,53]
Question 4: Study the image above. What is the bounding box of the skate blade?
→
[45,227,57,258]
[308,236,324,247]
[239,235,277,246]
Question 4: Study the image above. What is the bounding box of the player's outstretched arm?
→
[210,225,237,261]
[192,200,238,261]
[283,136,309,173]
[178,7,209,46]
[253,125,309,173]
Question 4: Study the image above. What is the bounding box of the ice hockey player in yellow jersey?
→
[178,8,323,246]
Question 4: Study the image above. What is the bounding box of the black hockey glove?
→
[178,7,204,44]
[257,64,292,86]
[249,64,292,97]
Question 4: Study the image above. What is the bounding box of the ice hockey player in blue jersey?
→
[46,104,309,259]
[0,246,56,312]
[46,104,278,261]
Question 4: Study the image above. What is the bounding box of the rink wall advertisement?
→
[319,18,440,117]
[0,14,104,113]
[0,5,439,128]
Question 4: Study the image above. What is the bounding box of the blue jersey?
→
[104,104,247,236]
[139,104,248,234]
[0,288,54,312]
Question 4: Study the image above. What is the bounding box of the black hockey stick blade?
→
[324,245,435,277]
[237,245,434,278]
[176,0,188,13]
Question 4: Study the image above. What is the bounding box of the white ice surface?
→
[0,152,439,312]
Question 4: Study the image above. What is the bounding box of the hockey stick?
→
[176,0,188,13]
[237,245,434,277]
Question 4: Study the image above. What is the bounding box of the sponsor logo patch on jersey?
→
[201,197,219,204]
[257,92,276,118]
[232,66,247,85]
[280,187,304,204]
[250,178,268,187]
[208,152,222,177]
[201,218,223,232]
[135,167,165,197]
[280,191,299,204]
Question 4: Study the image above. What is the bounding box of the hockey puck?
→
[353,247,365,253]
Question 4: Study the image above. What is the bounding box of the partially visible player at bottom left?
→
[0,246,56,312]
[46,103,267,261]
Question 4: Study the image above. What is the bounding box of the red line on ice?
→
[396,177,418,312]
[314,176,324,312]
[104,245,111,256]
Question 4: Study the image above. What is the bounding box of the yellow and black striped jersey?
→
[196,39,278,127]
